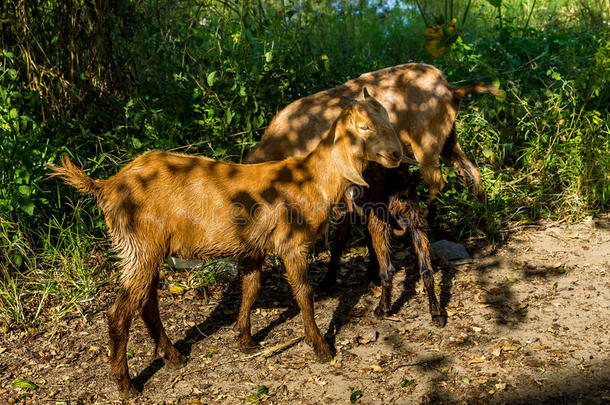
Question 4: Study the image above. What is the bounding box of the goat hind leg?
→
[406,201,446,327]
[108,288,140,399]
[108,252,167,398]
[442,125,485,202]
[365,233,381,284]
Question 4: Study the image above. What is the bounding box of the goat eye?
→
[359,125,372,132]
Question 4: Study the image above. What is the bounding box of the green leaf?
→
[244,385,268,403]
[264,51,273,63]
[461,376,471,384]
[243,394,259,403]
[321,54,330,69]
[225,108,234,125]
[402,378,415,388]
[12,378,37,389]
[12,253,23,267]
[132,137,142,149]
[253,114,264,128]
[21,201,35,216]
[506,275,517,282]
[350,390,363,403]
[18,185,31,196]
[9,108,18,119]
[3,49,14,60]
[207,71,218,87]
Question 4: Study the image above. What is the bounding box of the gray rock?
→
[168,257,206,269]
[430,240,473,265]
[167,257,239,276]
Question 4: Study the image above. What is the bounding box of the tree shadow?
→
[132,275,243,388]
[320,254,371,349]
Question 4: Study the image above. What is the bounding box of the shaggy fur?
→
[49,94,403,398]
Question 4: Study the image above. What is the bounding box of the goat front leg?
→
[404,200,446,327]
[367,210,395,318]
[141,274,186,369]
[235,255,264,352]
[283,251,332,362]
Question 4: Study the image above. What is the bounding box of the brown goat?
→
[49,93,402,398]
[246,63,502,325]
[247,63,502,200]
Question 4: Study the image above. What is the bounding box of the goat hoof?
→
[240,345,261,354]
[159,344,187,369]
[373,305,386,319]
[164,353,187,369]
[238,337,260,353]
[315,344,333,363]
[118,382,139,400]
[431,312,447,328]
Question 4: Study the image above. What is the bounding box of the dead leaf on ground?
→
[169,284,185,295]
[468,357,486,364]
[357,331,379,345]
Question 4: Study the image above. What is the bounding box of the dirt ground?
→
[1,215,609,404]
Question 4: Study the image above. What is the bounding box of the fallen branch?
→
[245,335,305,360]
[173,335,305,383]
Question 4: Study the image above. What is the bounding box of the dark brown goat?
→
[330,164,440,322]
[246,63,501,325]
[49,93,402,398]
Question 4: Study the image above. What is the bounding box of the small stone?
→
[431,240,472,264]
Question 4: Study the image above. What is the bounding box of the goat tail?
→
[452,82,505,100]
[48,155,102,199]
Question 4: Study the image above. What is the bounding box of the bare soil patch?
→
[1,216,609,404]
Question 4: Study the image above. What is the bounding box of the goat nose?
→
[391,151,401,161]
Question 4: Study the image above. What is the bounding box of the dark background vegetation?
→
[0,0,608,327]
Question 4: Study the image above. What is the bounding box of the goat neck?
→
[302,111,366,209]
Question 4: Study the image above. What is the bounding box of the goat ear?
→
[332,133,369,187]
[341,95,357,106]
